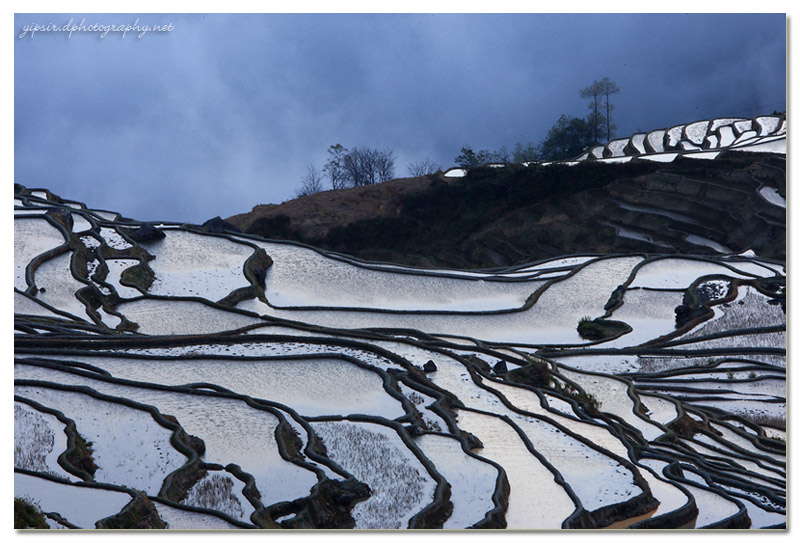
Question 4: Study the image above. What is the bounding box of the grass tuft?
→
[14,497,48,529]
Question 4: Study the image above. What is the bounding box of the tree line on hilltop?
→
[456,77,620,167]
[296,78,619,197]
[296,145,443,198]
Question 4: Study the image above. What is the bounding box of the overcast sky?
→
[14,12,786,223]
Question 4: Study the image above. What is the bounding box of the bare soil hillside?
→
[227,175,447,241]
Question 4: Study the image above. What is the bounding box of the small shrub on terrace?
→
[15,498,48,529]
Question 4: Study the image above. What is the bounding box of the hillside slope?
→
[227,152,785,268]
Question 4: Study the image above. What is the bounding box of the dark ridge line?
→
[627,368,786,383]
[476,340,677,523]
[649,325,786,349]
[13,330,529,405]
[640,393,782,408]
[654,433,786,483]
[15,356,113,377]
[192,223,610,279]
[704,418,787,457]
[14,349,419,430]
[631,385,783,400]
[14,288,96,327]
[243,253,645,318]
[13,342,448,430]
[695,407,787,442]
[655,430,784,472]
[622,358,785,381]
[31,189,784,286]
[14,319,111,336]
[674,438,786,486]
[540,346,785,359]
[676,464,785,514]
[631,373,785,386]
[146,493,257,529]
[241,234,603,282]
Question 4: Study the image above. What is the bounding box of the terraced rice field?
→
[13,169,785,530]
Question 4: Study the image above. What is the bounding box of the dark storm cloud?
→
[15,13,786,223]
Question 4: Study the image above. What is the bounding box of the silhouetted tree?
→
[296,164,324,197]
[342,147,395,186]
[513,142,540,163]
[599,77,620,142]
[455,146,480,169]
[455,146,506,169]
[580,80,605,144]
[374,148,396,183]
[407,157,441,177]
[581,77,621,142]
[539,115,593,161]
[323,144,349,190]
[495,146,510,164]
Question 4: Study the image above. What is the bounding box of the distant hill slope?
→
[228,175,438,242]
[227,152,785,268]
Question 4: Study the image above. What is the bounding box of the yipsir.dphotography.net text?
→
[18,17,174,39]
